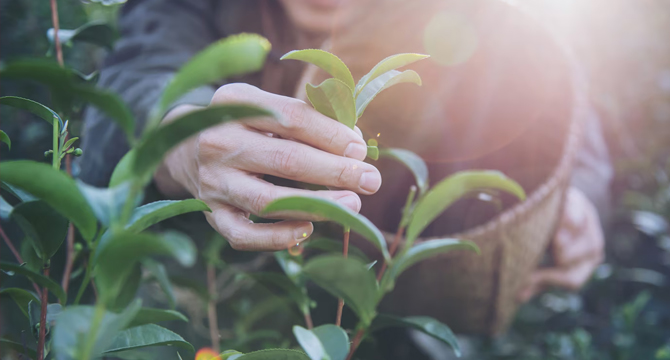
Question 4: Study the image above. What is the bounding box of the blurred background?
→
[2,0,670,359]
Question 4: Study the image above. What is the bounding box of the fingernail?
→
[294,223,313,242]
[344,142,367,161]
[359,171,382,193]
[338,195,361,212]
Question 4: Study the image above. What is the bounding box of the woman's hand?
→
[154,83,381,251]
[518,187,605,302]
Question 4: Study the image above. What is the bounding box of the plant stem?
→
[346,328,365,360]
[376,225,404,282]
[52,119,59,170]
[0,225,42,297]
[376,186,416,282]
[49,0,64,67]
[61,223,75,294]
[303,312,314,329]
[336,229,350,326]
[36,265,50,360]
[74,258,92,305]
[206,264,220,353]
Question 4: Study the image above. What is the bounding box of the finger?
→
[206,205,313,251]
[212,83,368,161]
[553,228,600,267]
[518,260,597,302]
[237,131,382,194]
[224,173,361,218]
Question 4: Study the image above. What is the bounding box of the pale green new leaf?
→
[0,130,10,150]
[379,148,429,195]
[305,78,357,129]
[293,324,349,360]
[109,150,136,187]
[405,171,525,245]
[0,262,67,305]
[356,69,422,118]
[105,324,193,353]
[355,53,429,95]
[281,49,355,91]
[126,199,211,233]
[370,314,461,357]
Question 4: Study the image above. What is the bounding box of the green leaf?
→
[52,300,142,360]
[239,349,310,360]
[2,181,37,202]
[293,324,349,360]
[1,338,37,359]
[221,350,244,360]
[109,150,136,187]
[303,255,378,326]
[0,60,77,113]
[62,136,79,151]
[405,171,525,245]
[370,314,461,357]
[274,250,305,285]
[105,324,193,353]
[127,308,188,328]
[263,197,389,261]
[0,262,66,304]
[379,148,429,195]
[0,130,10,150]
[133,105,274,179]
[281,49,355,91]
[355,53,429,95]
[28,301,63,332]
[11,200,68,260]
[355,69,422,118]
[73,85,135,142]
[126,199,211,233]
[303,238,369,263]
[382,239,478,291]
[305,78,356,129]
[95,231,195,304]
[109,263,142,311]
[47,21,116,50]
[0,161,97,241]
[20,240,42,272]
[250,272,311,315]
[156,33,270,119]
[0,287,39,318]
[76,180,134,227]
[141,259,176,309]
[366,146,379,160]
[0,195,12,219]
[0,96,62,127]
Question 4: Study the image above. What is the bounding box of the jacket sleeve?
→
[77,0,219,187]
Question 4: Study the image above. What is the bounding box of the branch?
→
[0,225,42,297]
[336,230,350,326]
[36,266,50,360]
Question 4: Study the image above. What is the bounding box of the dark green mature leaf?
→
[0,96,62,127]
[0,195,13,219]
[263,197,389,261]
[127,308,188,328]
[305,78,356,129]
[239,349,310,360]
[73,85,135,142]
[156,33,270,119]
[355,53,429,95]
[281,49,355,91]
[379,148,429,195]
[48,21,116,49]
[0,262,66,304]
[0,161,97,241]
[293,325,349,360]
[20,240,41,272]
[28,301,63,332]
[76,180,133,227]
[381,239,478,292]
[405,171,525,245]
[133,105,273,179]
[11,200,68,261]
[105,324,193,353]
[303,255,378,326]
[304,238,369,262]
[109,264,142,311]
[1,181,36,202]
[250,272,311,315]
[0,287,39,318]
[95,231,195,303]
[142,259,176,309]
[355,70,421,118]
[1,338,37,359]
[52,300,142,360]
[126,199,211,233]
[0,130,10,150]
[370,315,461,357]
[0,60,77,113]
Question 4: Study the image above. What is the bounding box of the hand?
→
[518,187,605,302]
[155,83,382,251]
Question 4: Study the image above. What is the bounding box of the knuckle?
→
[278,100,307,130]
[249,190,274,215]
[225,228,247,250]
[270,147,308,178]
[212,83,258,103]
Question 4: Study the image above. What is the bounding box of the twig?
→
[346,328,365,360]
[206,264,220,353]
[61,223,75,294]
[336,230,350,326]
[49,0,64,67]
[304,312,314,329]
[36,266,50,360]
[376,226,404,282]
[0,225,42,297]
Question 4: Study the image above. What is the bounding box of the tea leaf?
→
[62,136,79,151]
[76,180,134,227]
[11,200,68,261]
[405,171,525,245]
[109,150,136,187]
[141,259,176,309]
[156,33,270,119]
[366,146,379,160]
[108,263,142,311]
[126,199,211,233]
[0,96,62,127]
[0,287,39,318]
[0,60,76,113]
[370,314,461,357]
[250,272,311,315]
[238,349,310,360]
[304,237,369,262]
[47,21,116,50]
[127,308,188,328]
[52,300,142,360]
[263,197,389,261]
[0,161,98,242]
[0,195,11,219]
[73,85,135,142]
[0,262,67,304]
[382,238,478,291]
[355,69,421,118]
[0,130,11,150]
[305,78,356,129]
[379,148,429,196]
[293,324,349,360]
[303,255,378,326]
[281,49,355,91]
[105,324,193,353]
[355,53,429,95]
[28,301,63,333]
[133,105,273,179]
[0,338,36,359]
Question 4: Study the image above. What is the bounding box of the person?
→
[79,0,610,337]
